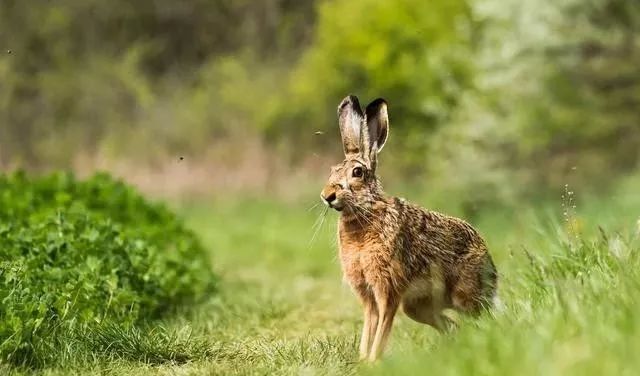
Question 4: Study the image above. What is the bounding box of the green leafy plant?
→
[0,171,215,367]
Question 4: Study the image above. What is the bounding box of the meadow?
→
[2,0,639,374]
[4,173,639,375]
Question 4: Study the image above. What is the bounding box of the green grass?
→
[5,177,640,375]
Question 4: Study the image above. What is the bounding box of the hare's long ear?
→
[337,95,365,157]
[365,98,389,170]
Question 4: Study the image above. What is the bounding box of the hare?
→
[320,95,498,361]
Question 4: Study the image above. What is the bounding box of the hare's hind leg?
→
[402,296,455,332]
[402,273,454,331]
[452,253,498,315]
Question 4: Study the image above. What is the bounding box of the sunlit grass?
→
[9,179,640,375]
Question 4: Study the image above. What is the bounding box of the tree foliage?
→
[0,0,638,201]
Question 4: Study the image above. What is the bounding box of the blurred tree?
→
[528,0,640,186]
[0,0,315,165]
[422,0,640,213]
[0,0,637,203]
[267,0,476,169]
[475,0,640,189]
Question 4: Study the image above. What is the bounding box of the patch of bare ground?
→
[67,141,334,201]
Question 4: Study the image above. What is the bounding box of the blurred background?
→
[2,2,640,373]
[1,0,639,214]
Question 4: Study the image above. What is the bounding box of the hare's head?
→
[320,95,389,212]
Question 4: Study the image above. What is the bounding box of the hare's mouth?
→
[327,200,344,211]
[324,198,344,211]
[320,191,344,211]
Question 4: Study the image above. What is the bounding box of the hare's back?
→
[395,199,488,260]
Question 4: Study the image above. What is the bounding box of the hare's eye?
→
[352,167,363,178]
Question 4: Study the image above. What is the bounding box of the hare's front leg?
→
[368,290,400,361]
[358,296,378,360]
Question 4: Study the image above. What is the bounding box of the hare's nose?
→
[323,192,337,204]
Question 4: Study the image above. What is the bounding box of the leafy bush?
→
[0,171,215,367]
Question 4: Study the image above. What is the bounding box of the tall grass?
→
[4,174,640,375]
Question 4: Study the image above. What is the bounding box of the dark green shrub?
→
[0,171,215,367]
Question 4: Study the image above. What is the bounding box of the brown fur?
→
[320,96,498,361]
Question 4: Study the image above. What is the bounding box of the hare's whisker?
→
[348,203,367,229]
[348,203,385,234]
[309,214,324,241]
[308,206,329,249]
[351,204,385,233]
[307,202,321,212]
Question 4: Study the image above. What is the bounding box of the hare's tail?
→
[480,253,502,314]
[486,255,505,315]
[491,294,506,315]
